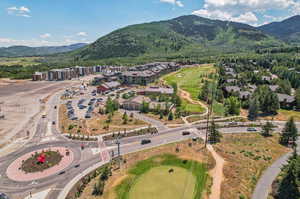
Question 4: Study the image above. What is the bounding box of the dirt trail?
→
[207,144,225,199]
[179,88,209,123]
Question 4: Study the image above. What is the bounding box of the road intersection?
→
[0,84,298,199]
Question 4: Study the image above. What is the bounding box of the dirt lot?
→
[213,133,290,199]
[77,140,215,199]
[60,106,148,135]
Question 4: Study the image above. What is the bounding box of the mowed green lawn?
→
[163,64,215,100]
[163,64,225,115]
[116,154,208,199]
[129,166,196,199]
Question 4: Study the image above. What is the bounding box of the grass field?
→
[162,64,224,115]
[116,154,208,199]
[213,133,290,199]
[129,166,196,199]
[163,64,215,100]
[0,57,41,66]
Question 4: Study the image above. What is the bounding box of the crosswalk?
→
[98,139,110,162]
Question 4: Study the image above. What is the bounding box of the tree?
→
[274,155,300,199]
[253,86,279,114]
[261,121,275,137]
[168,112,174,121]
[122,112,128,124]
[140,100,150,113]
[295,88,300,110]
[208,121,222,143]
[225,96,241,116]
[248,97,260,121]
[159,111,163,119]
[280,117,298,146]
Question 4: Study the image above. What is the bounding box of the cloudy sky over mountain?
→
[0,0,299,47]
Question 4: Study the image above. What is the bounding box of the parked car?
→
[192,137,198,141]
[229,122,238,126]
[85,114,91,119]
[141,139,151,145]
[182,131,191,136]
[247,127,257,132]
[52,121,56,125]
[71,116,78,120]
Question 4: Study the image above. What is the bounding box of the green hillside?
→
[259,15,300,44]
[72,15,283,61]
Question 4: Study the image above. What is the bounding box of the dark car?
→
[247,127,257,132]
[52,121,56,125]
[182,131,190,136]
[141,139,151,145]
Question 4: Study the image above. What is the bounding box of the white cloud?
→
[7,6,31,17]
[40,33,51,39]
[193,0,300,25]
[77,32,88,37]
[160,0,184,7]
[0,37,85,47]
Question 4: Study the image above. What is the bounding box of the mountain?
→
[0,43,87,57]
[71,15,282,61]
[259,15,300,44]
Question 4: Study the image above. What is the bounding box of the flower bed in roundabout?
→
[6,147,74,182]
[21,150,63,173]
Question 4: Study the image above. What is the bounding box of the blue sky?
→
[0,0,299,47]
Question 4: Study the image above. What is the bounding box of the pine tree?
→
[208,121,222,143]
[295,88,300,110]
[261,121,274,137]
[168,112,174,121]
[248,97,260,121]
[122,112,128,124]
[280,117,298,146]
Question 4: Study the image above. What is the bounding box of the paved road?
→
[1,82,299,199]
[252,140,300,199]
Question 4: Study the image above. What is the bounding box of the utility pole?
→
[204,76,217,148]
[116,136,121,169]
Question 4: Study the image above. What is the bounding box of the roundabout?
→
[6,147,74,182]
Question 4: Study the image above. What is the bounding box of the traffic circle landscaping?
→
[6,147,74,182]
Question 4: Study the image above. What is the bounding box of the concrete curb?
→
[57,160,109,199]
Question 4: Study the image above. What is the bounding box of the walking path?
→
[178,89,209,125]
[207,144,225,199]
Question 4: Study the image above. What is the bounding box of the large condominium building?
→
[120,62,179,85]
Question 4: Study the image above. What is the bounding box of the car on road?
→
[54,105,57,109]
[58,171,65,175]
[229,122,238,126]
[192,137,198,141]
[141,139,151,145]
[247,127,257,132]
[52,121,56,125]
[182,131,191,136]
